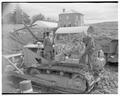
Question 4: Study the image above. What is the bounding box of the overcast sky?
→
[4,3,118,24]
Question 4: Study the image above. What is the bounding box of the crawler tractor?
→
[3,24,105,93]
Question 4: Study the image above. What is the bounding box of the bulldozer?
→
[3,24,106,93]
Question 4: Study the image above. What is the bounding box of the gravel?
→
[91,64,118,94]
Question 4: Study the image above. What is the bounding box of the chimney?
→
[63,8,65,13]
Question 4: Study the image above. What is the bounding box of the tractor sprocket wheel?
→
[29,68,40,75]
[72,74,87,92]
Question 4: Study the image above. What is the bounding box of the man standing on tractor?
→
[43,32,54,61]
[80,34,106,79]
[79,34,95,70]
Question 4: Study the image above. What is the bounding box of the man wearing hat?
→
[43,32,54,60]
[79,35,95,70]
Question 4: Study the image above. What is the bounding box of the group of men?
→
[42,31,95,65]
[38,31,105,76]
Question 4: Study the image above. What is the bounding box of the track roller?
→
[29,68,40,75]
[46,70,50,74]
[60,72,64,76]
[71,74,87,92]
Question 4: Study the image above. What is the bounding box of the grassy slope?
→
[88,22,118,52]
[90,21,118,39]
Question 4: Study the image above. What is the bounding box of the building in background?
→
[58,9,84,27]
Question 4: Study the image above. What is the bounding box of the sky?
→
[3,3,118,24]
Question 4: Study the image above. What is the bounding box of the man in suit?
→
[43,32,54,61]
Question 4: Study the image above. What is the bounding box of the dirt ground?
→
[91,63,118,94]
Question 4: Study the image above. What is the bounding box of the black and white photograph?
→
[2,1,118,94]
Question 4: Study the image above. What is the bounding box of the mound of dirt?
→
[91,67,118,94]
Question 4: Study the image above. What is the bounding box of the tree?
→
[46,17,58,22]
[31,13,45,24]
[14,6,31,24]
[22,12,31,24]
[3,4,31,24]
[3,12,15,24]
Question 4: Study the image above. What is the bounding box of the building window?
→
[59,16,61,21]
[76,16,78,21]
[66,15,69,20]
[68,24,71,27]
[64,25,66,27]
[75,15,79,26]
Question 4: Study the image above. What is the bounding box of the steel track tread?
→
[8,72,88,93]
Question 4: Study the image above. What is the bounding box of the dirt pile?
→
[91,69,118,94]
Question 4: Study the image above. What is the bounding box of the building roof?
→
[34,21,58,28]
[55,26,94,34]
[60,9,84,15]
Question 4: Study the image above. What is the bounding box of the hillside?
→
[88,21,118,52]
[90,21,118,39]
